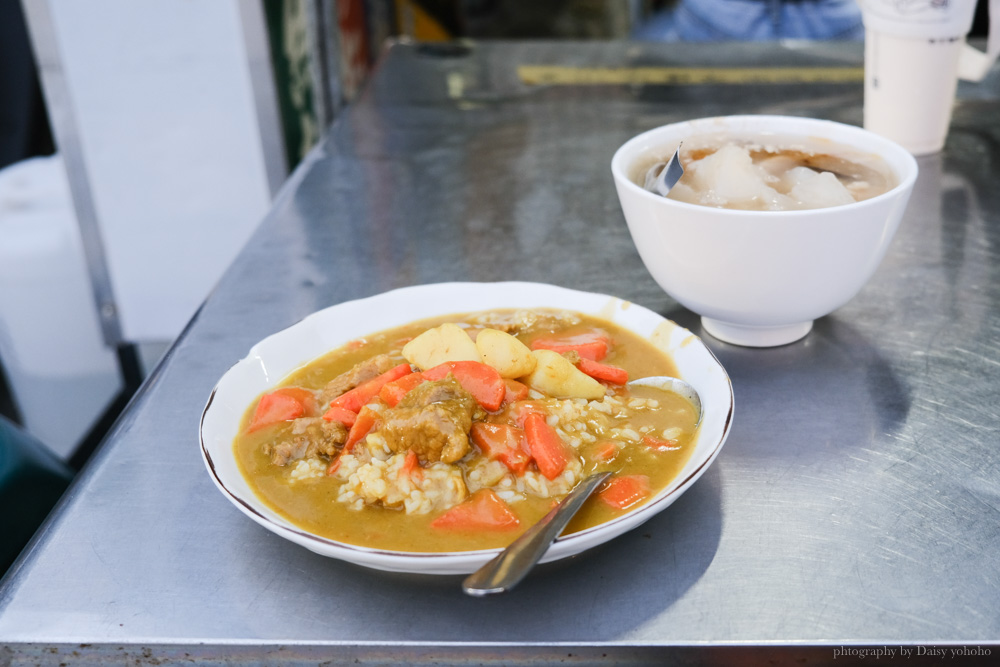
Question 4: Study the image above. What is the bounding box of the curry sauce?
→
[233,309,699,553]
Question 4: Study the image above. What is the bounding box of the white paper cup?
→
[859,0,979,40]
[859,0,999,155]
[863,29,963,156]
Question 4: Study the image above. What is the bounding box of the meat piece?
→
[319,354,395,406]
[560,349,581,365]
[470,310,582,336]
[265,417,347,466]
[379,378,477,464]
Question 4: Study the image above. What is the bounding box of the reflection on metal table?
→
[2,40,999,664]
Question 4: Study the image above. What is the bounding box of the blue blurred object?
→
[0,414,72,576]
[633,0,864,41]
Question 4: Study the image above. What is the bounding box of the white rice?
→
[289,458,326,482]
[332,451,467,515]
[289,390,685,516]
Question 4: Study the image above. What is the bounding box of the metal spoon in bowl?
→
[627,375,702,428]
[462,376,702,596]
[643,143,685,197]
[462,470,612,597]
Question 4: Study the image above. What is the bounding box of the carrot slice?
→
[430,489,520,531]
[577,358,628,385]
[398,449,423,481]
[530,331,611,361]
[330,363,412,412]
[501,378,530,406]
[470,422,531,475]
[509,400,546,428]
[643,435,681,452]
[343,405,379,453]
[326,457,342,476]
[379,372,427,407]
[322,405,357,427]
[593,441,619,462]
[271,387,318,416]
[422,361,506,412]
[247,392,306,432]
[523,413,571,480]
[598,475,650,510]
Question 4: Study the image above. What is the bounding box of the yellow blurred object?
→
[518,65,865,86]
[395,0,453,41]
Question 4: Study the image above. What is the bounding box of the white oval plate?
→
[200,282,734,575]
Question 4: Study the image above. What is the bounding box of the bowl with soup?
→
[611,115,918,347]
[200,282,733,575]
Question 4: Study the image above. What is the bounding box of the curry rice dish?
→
[234,309,700,553]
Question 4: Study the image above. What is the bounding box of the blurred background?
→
[0,0,649,470]
[0,0,991,572]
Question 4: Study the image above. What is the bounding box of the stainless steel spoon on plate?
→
[627,375,702,428]
[643,143,685,197]
[462,470,612,597]
[462,376,702,596]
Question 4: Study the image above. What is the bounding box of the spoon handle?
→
[654,143,684,196]
[462,471,611,596]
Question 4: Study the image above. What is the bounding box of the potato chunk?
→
[402,323,480,370]
[476,328,536,378]
[523,349,605,400]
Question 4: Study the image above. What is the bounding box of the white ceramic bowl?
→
[611,115,918,347]
[200,282,734,575]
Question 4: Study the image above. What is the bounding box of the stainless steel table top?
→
[2,41,999,665]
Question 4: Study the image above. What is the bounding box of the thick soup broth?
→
[633,133,896,211]
[234,309,699,553]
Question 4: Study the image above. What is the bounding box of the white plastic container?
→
[859,0,1000,155]
[0,156,120,458]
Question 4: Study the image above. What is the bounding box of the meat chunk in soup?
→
[469,310,581,337]
[266,417,347,466]
[380,378,477,464]
[319,353,395,405]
